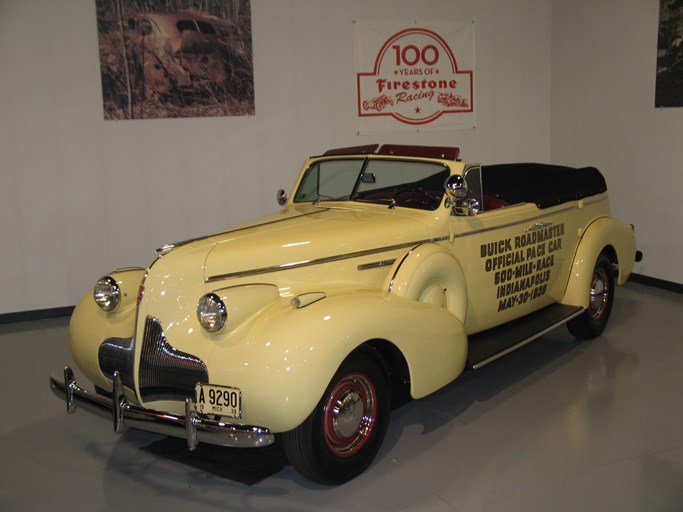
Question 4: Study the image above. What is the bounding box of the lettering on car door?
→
[448,167,578,333]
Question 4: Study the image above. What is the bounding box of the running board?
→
[467,304,584,369]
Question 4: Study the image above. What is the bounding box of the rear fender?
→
[562,217,637,308]
[384,243,467,324]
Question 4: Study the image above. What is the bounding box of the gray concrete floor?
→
[1,280,682,511]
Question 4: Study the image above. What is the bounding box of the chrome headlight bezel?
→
[197,293,228,333]
[93,275,120,312]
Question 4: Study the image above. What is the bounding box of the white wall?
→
[551,0,683,284]
[0,0,564,315]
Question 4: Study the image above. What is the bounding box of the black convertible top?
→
[481,163,607,209]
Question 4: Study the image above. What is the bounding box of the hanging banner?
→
[355,21,475,133]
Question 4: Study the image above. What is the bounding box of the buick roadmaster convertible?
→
[50,144,641,484]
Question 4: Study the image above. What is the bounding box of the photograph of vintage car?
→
[655,0,683,107]
[50,144,640,484]
[96,2,254,119]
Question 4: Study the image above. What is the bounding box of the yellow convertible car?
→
[50,144,641,484]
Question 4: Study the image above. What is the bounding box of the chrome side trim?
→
[49,367,274,449]
[449,205,577,240]
[357,259,396,271]
[525,221,553,232]
[207,237,449,282]
[387,244,422,293]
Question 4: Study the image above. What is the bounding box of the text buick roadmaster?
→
[50,144,641,484]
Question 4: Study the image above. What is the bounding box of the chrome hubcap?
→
[323,372,376,457]
[333,390,364,438]
[589,267,609,320]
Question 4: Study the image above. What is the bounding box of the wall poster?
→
[656,0,683,107]
[96,0,254,120]
[355,21,475,134]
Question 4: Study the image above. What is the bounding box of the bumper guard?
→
[49,366,274,449]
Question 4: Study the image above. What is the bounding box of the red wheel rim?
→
[323,371,377,458]
[589,266,610,321]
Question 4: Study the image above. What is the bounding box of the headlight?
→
[93,276,120,312]
[197,293,227,333]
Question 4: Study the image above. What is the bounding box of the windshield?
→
[293,158,449,210]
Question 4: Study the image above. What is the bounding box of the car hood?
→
[202,205,434,283]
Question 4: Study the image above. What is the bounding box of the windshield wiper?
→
[353,197,395,207]
[313,194,335,206]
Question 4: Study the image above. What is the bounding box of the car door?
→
[448,165,581,335]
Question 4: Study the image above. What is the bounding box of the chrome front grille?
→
[139,316,209,403]
[98,336,135,389]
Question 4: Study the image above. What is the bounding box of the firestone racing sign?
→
[355,21,475,133]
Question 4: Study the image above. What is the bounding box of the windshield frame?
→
[292,157,450,211]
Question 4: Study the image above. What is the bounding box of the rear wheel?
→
[282,349,391,485]
[567,253,615,339]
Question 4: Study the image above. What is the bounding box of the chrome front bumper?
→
[49,366,274,449]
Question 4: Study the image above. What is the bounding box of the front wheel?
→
[282,349,391,485]
[567,253,615,339]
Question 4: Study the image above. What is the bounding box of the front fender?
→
[562,217,637,308]
[69,268,145,389]
[207,290,467,433]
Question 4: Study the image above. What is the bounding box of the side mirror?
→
[444,175,468,207]
[444,175,480,216]
[276,189,288,206]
